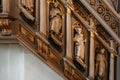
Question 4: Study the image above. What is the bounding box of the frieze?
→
[87,0,119,35]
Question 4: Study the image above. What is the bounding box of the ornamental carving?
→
[87,0,119,35]
[0,19,12,36]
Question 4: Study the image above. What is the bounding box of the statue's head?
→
[75,27,82,34]
[100,48,105,54]
[54,2,58,7]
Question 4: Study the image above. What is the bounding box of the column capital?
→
[89,18,96,38]
[89,18,96,30]
[111,53,115,59]
[67,8,71,14]
[90,32,95,38]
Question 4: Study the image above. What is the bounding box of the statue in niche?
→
[49,2,62,39]
[48,1,64,52]
[95,48,107,80]
[74,26,86,64]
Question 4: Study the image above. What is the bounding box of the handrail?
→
[79,0,120,45]
[101,0,120,19]
[35,32,50,45]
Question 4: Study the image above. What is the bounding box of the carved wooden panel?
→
[37,39,49,60]
[19,23,37,47]
[49,51,61,65]
[0,19,12,36]
[64,58,86,80]
[20,26,35,44]
[48,48,63,70]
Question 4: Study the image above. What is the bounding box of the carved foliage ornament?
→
[0,19,12,36]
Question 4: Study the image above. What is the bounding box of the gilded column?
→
[40,0,47,35]
[109,40,115,80]
[66,0,72,59]
[89,19,95,80]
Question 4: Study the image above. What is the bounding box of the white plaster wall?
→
[0,44,64,80]
[24,49,64,80]
[0,44,24,80]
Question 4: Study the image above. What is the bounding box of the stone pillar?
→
[66,7,72,59]
[35,0,40,31]
[2,0,6,13]
[2,0,9,13]
[116,47,120,80]
[66,0,72,59]
[117,0,120,12]
[40,0,47,35]
[89,19,95,80]
[109,40,115,80]
[116,19,120,80]
[109,54,115,80]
